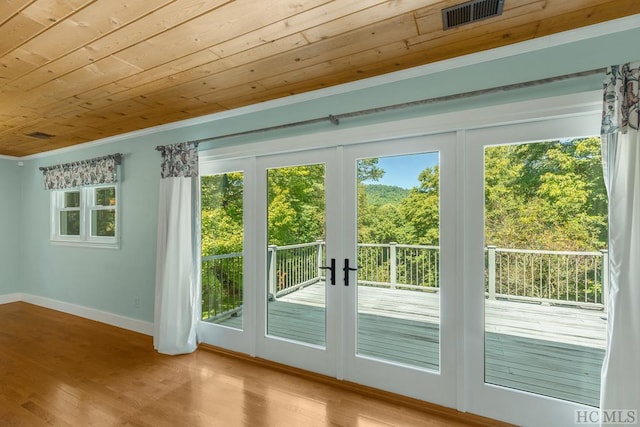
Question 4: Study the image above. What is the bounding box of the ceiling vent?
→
[26,131,56,140]
[442,0,505,30]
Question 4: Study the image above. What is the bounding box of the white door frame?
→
[198,90,605,426]
[198,157,257,357]
[463,114,602,427]
[254,148,341,377]
[340,134,458,408]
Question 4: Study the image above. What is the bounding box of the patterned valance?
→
[602,62,640,135]
[39,153,122,190]
[156,142,198,178]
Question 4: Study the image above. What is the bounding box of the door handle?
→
[343,258,358,286]
[319,258,336,285]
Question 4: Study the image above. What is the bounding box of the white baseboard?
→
[0,293,22,304]
[0,293,153,336]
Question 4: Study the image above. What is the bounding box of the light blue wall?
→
[17,21,640,322]
[19,138,161,322]
[0,158,21,294]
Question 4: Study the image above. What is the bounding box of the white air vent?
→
[442,0,505,30]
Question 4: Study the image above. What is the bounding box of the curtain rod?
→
[173,67,608,146]
[39,153,123,172]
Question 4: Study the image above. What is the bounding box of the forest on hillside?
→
[364,184,410,206]
[201,137,608,257]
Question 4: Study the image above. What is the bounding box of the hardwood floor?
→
[0,302,508,426]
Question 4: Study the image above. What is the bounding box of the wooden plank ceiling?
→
[1,0,639,157]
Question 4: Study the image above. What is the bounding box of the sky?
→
[362,152,439,189]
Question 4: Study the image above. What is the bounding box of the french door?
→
[199,95,606,426]
[198,157,257,356]
[250,134,456,406]
[255,148,340,376]
[464,114,605,426]
[339,138,456,405]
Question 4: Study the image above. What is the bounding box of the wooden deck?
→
[219,282,606,407]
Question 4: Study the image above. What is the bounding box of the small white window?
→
[51,184,119,248]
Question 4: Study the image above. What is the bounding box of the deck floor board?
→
[215,282,606,407]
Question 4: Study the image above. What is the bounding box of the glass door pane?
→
[483,137,607,406]
[201,172,245,329]
[357,152,441,370]
[266,164,327,347]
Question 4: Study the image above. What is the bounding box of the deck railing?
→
[202,242,608,320]
[486,246,608,309]
[358,243,440,290]
[267,241,324,298]
[201,252,243,321]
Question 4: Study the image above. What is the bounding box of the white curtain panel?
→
[600,62,640,424]
[153,142,201,355]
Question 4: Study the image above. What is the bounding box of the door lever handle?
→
[319,258,336,285]
[343,258,358,286]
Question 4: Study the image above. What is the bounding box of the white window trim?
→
[50,183,120,249]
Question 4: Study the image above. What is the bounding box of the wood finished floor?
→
[0,302,508,427]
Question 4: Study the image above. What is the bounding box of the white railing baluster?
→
[574,257,578,303]
[268,245,277,300]
[316,240,324,281]
[601,249,609,312]
[390,242,397,289]
[583,257,588,303]
[488,246,496,300]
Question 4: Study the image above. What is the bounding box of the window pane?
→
[60,211,80,235]
[266,164,326,346]
[201,172,244,328]
[64,191,80,208]
[357,152,441,371]
[483,137,607,406]
[92,209,116,237]
[95,187,116,206]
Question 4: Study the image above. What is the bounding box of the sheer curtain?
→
[153,142,201,355]
[600,62,640,423]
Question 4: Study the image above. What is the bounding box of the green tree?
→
[267,164,326,245]
[363,184,410,206]
[201,173,244,256]
[357,158,384,182]
[359,202,413,244]
[484,137,607,251]
[400,165,440,245]
[357,159,417,244]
